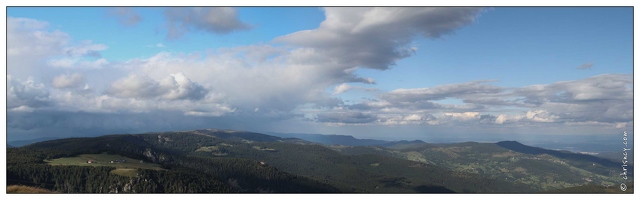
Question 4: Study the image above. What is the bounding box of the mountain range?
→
[6,129,633,193]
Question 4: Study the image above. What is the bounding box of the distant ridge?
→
[377,140,427,148]
[193,129,282,142]
[8,137,61,147]
[263,132,429,147]
[496,141,624,169]
[265,132,392,146]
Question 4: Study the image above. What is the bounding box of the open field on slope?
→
[7,185,58,193]
[45,153,163,177]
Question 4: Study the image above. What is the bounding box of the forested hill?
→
[9,129,535,193]
[265,132,390,146]
[333,140,631,192]
[265,132,427,147]
[496,141,624,169]
[9,129,629,193]
[8,133,343,193]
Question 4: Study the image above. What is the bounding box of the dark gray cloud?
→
[277,7,483,70]
[108,7,142,27]
[478,114,497,124]
[5,110,215,139]
[7,111,59,131]
[164,7,252,39]
[316,112,378,124]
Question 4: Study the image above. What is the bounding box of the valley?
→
[331,141,624,191]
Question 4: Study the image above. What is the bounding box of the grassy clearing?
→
[46,152,161,169]
[7,185,57,193]
[195,145,230,156]
[252,146,276,151]
[195,146,219,152]
[405,151,427,163]
[242,139,254,144]
[111,168,139,177]
[45,153,164,177]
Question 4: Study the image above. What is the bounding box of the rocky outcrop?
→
[143,148,167,163]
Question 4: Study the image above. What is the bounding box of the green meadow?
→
[45,153,163,177]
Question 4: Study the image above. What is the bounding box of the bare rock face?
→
[157,134,173,144]
[123,178,139,193]
[143,148,168,163]
[143,148,156,162]
[106,178,140,193]
[108,183,119,193]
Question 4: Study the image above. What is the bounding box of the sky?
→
[3,7,635,145]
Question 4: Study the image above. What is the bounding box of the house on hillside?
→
[87,160,95,164]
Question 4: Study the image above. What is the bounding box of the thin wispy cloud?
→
[108,7,142,27]
[577,62,593,70]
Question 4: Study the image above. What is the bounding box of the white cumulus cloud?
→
[7,76,52,110]
[106,73,207,101]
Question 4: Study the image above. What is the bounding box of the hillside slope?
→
[12,129,624,193]
[11,129,534,193]
[334,141,630,191]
